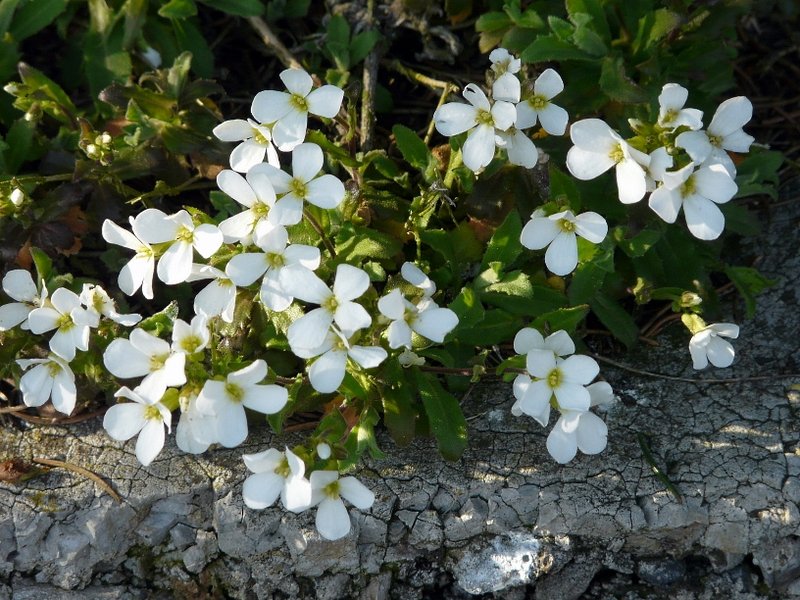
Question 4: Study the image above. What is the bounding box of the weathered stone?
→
[451,532,545,594]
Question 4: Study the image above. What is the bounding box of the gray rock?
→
[452,531,545,594]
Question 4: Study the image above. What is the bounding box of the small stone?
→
[636,558,686,586]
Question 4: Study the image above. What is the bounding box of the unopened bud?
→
[681,312,707,334]
[316,443,331,460]
[680,292,702,308]
[10,188,24,206]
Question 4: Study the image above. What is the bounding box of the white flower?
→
[251,68,344,152]
[308,470,375,541]
[515,68,569,136]
[294,328,387,394]
[657,83,703,131]
[689,322,739,369]
[101,216,156,299]
[103,386,172,467]
[400,262,436,297]
[186,264,237,323]
[27,288,93,361]
[226,222,320,311]
[0,269,47,331]
[216,168,278,243]
[134,209,223,285]
[282,264,372,353]
[175,393,213,455]
[213,118,280,173]
[194,360,287,448]
[511,328,575,417]
[566,119,651,204]
[648,162,737,240]
[520,209,607,276]
[489,48,522,103]
[495,127,538,168]
[433,83,516,173]
[377,289,458,349]
[247,143,345,226]
[171,315,210,355]
[17,354,76,415]
[513,349,599,426]
[242,447,312,513]
[79,283,141,327]
[546,381,613,464]
[676,96,754,177]
[103,328,186,401]
[398,348,425,367]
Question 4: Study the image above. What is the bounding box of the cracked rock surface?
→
[1,198,799,599]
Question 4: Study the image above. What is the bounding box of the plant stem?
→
[386,60,453,91]
[425,84,456,145]
[303,208,337,258]
[247,17,303,70]
[360,0,380,151]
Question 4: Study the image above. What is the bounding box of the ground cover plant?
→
[0,0,792,541]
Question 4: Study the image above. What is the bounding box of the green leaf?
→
[614,227,661,258]
[599,56,647,103]
[3,118,34,174]
[633,8,681,54]
[0,0,22,37]
[482,272,567,316]
[8,0,66,41]
[568,244,613,305]
[590,292,638,348]
[455,308,522,346]
[449,287,485,330]
[531,305,590,334]
[350,29,380,65]
[521,34,592,62]
[481,210,522,271]
[412,368,467,461]
[570,13,608,56]
[173,22,214,78]
[29,247,53,284]
[197,0,263,16]
[17,63,77,122]
[158,0,197,18]
[325,14,350,70]
[335,223,402,264]
[381,360,417,447]
[476,11,511,32]
[724,266,777,319]
[566,0,610,39]
[735,150,783,200]
[392,124,432,172]
[137,301,180,337]
[549,164,581,207]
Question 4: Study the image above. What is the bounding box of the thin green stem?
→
[303,208,337,258]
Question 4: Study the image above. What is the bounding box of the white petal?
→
[576,412,608,455]
[526,348,556,379]
[675,130,712,164]
[19,364,53,407]
[648,186,682,224]
[195,280,236,323]
[587,381,614,407]
[338,476,375,509]
[157,242,193,285]
[566,146,615,180]
[226,253,269,287]
[401,263,436,296]
[616,159,647,204]
[280,68,313,96]
[307,85,344,118]
[658,83,688,113]
[273,109,308,152]
[333,264,370,301]
[560,354,599,384]
[536,103,569,136]
[462,124,496,172]
[316,497,351,540]
[573,212,607,243]
[706,336,735,368]
[103,403,147,441]
[230,359,267,386]
[684,195,725,240]
[102,219,142,251]
[569,119,617,150]
[192,224,223,258]
[215,402,248,447]
[254,222,288,253]
[463,83,490,110]
[513,328,544,354]
[378,289,406,320]
[709,96,752,138]
[0,303,32,331]
[287,308,334,352]
[491,72,520,103]
[348,345,387,369]
[48,329,77,361]
[283,476,313,513]
[689,334,710,369]
[243,448,283,473]
[243,472,284,509]
[26,306,60,334]
[269,195,304,226]
[544,330,575,357]
[544,232,578,276]
[229,140,267,173]
[213,119,253,142]
[251,90,293,124]
[433,103,477,136]
[103,339,150,378]
[693,165,737,204]
[135,419,165,466]
[490,101,516,131]
[51,369,77,415]
[280,265,331,304]
[283,244,320,270]
[291,142,324,183]
[514,102,538,130]
[247,164,282,200]
[219,211,256,243]
[553,383,591,411]
[334,301,372,335]
[217,170,256,208]
[260,271,293,311]
[134,208,177,244]
[242,383,288,414]
[308,349,348,393]
[520,216,559,250]
[412,307,459,343]
[721,129,754,153]
[504,130,538,168]
[519,379,552,426]
[305,175,345,209]
[546,421,578,463]
[708,323,739,339]
[3,269,37,301]
[533,68,564,100]
[386,320,413,349]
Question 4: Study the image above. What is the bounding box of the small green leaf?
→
[599,56,647,103]
[393,124,432,172]
[455,309,522,346]
[8,0,66,41]
[413,368,467,461]
[481,210,522,271]
[335,223,402,264]
[197,0,263,16]
[350,29,380,65]
[158,0,197,18]
[590,292,638,348]
[325,14,351,70]
[549,164,581,207]
[29,247,52,284]
[614,227,661,258]
[0,0,22,37]
[724,266,777,319]
[521,34,592,62]
[449,287,485,330]
[531,305,590,334]
[3,118,34,174]
[137,301,180,336]
[381,360,418,447]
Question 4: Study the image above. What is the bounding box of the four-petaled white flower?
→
[546,381,613,464]
[27,288,93,361]
[103,386,172,467]
[433,83,516,173]
[103,328,186,401]
[378,289,458,349]
[676,96,754,177]
[171,315,210,355]
[657,83,703,131]
[515,68,569,136]
[226,222,320,311]
[216,168,279,243]
[252,68,344,152]
[489,48,522,103]
[242,447,312,513]
[514,349,599,426]
[566,119,651,204]
[17,354,77,415]
[294,328,387,394]
[308,470,375,541]
[195,360,288,448]
[648,162,737,240]
[511,328,575,417]
[282,263,372,353]
[249,143,346,226]
[79,283,141,327]
[186,265,237,323]
[135,209,223,285]
[0,269,47,331]
[689,322,739,369]
[520,209,608,276]
[495,127,538,168]
[101,216,156,299]
[213,117,280,173]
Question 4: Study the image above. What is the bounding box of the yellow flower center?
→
[289,178,308,199]
[252,201,269,219]
[322,295,338,313]
[251,127,270,145]
[476,108,494,126]
[275,457,291,478]
[144,405,162,421]
[609,143,625,164]
[661,108,678,124]
[176,226,194,244]
[708,133,722,148]
[180,335,203,354]
[266,252,285,268]
[150,353,168,371]
[558,218,575,233]
[680,175,697,197]
[323,480,340,499]
[225,382,244,402]
[47,362,62,377]
[289,93,308,112]
[528,95,547,110]
[56,313,74,331]
[546,368,562,389]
